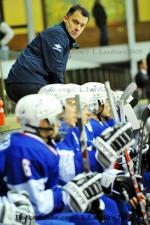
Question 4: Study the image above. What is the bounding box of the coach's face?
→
[64,10,88,39]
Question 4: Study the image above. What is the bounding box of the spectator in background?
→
[146,52,150,100]
[135,59,149,99]
[147,52,150,76]
[92,0,109,46]
[135,59,148,88]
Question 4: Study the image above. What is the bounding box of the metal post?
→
[125,0,137,79]
[0,0,4,21]
[24,0,35,43]
[41,0,47,29]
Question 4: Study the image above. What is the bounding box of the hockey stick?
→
[119,82,137,123]
[120,82,137,103]
[124,103,140,130]
[136,105,150,175]
[105,81,120,124]
[143,117,150,145]
[75,94,90,172]
[117,83,148,174]
[105,81,148,225]
[75,94,105,223]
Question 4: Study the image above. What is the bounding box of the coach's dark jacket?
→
[6,22,78,85]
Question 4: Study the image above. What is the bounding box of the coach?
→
[5,4,89,102]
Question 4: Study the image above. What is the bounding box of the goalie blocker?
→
[93,122,135,169]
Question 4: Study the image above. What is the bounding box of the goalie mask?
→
[15,94,63,135]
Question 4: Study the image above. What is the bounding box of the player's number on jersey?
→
[22,159,32,177]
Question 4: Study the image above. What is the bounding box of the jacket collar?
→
[60,22,79,49]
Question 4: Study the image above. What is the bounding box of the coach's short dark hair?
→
[66,4,90,20]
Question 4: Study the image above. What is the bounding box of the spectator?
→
[5,4,89,103]
[135,59,149,99]
[146,52,150,99]
[92,0,109,46]
[147,52,150,75]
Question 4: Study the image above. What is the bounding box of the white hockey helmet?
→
[59,83,80,105]
[81,82,107,103]
[38,83,64,97]
[79,91,94,108]
[65,83,81,93]
[81,82,107,114]
[39,83,80,106]
[16,94,63,133]
[81,82,105,92]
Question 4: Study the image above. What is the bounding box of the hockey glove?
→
[0,190,36,225]
[101,169,143,202]
[63,172,104,213]
[93,122,135,168]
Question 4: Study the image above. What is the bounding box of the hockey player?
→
[63,83,142,225]
[78,87,135,225]
[0,94,63,216]
[38,83,148,224]
[0,94,104,225]
[38,83,103,178]
[81,82,115,138]
[38,84,122,225]
[39,83,88,181]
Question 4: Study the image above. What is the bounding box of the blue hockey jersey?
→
[0,132,65,217]
[90,118,115,138]
[57,124,104,185]
[143,172,150,190]
[57,122,127,225]
[0,132,105,225]
[57,117,116,184]
[57,127,83,184]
